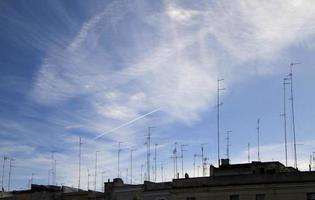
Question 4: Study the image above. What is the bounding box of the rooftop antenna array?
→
[288,62,301,169]
[154,144,158,182]
[226,130,232,160]
[180,144,188,178]
[257,119,261,161]
[217,78,225,166]
[146,127,155,181]
[282,78,290,166]
[94,151,99,191]
[117,142,122,178]
[78,137,83,189]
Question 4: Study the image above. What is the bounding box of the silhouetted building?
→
[105,161,315,200]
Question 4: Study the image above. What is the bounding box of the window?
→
[307,193,315,200]
[256,194,265,200]
[186,197,196,200]
[230,195,239,200]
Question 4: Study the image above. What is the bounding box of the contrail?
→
[93,107,161,140]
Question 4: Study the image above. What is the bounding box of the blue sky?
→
[1,0,315,191]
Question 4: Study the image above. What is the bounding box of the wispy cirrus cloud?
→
[1,0,315,190]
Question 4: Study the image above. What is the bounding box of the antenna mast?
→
[282,78,289,166]
[161,163,164,182]
[140,164,143,183]
[8,158,14,191]
[130,149,135,184]
[1,156,7,191]
[87,168,90,190]
[78,137,82,189]
[247,143,250,163]
[201,144,206,176]
[180,144,188,178]
[94,151,99,191]
[154,144,157,182]
[257,119,260,161]
[226,130,232,160]
[117,142,122,178]
[146,127,154,181]
[217,78,225,166]
[289,62,300,169]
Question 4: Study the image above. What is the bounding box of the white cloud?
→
[22,0,315,189]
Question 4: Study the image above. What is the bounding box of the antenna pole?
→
[78,137,82,189]
[257,119,260,161]
[217,79,225,167]
[201,144,206,176]
[282,78,289,166]
[8,158,14,191]
[154,144,157,182]
[161,163,164,182]
[226,131,232,160]
[140,164,143,183]
[87,168,90,190]
[1,156,7,191]
[175,143,178,178]
[94,151,99,191]
[130,149,135,184]
[117,142,122,178]
[247,143,250,163]
[289,62,300,169]
[146,127,154,181]
[54,160,57,185]
[180,144,187,178]
[193,154,196,177]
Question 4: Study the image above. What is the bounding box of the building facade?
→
[104,161,315,200]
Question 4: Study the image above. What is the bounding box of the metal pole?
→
[146,127,154,181]
[257,119,260,161]
[54,160,57,185]
[201,144,206,176]
[94,151,99,191]
[154,144,157,182]
[117,142,122,178]
[289,62,300,169]
[217,79,225,167]
[180,144,187,178]
[161,163,164,182]
[130,149,135,184]
[140,164,143,183]
[175,143,178,178]
[8,159,14,191]
[78,137,82,189]
[247,143,250,163]
[87,169,90,190]
[282,78,289,166]
[1,156,7,191]
[226,131,232,160]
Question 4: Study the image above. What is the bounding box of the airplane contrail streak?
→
[93,107,161,140]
